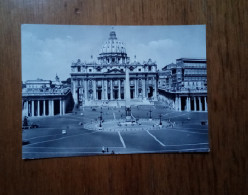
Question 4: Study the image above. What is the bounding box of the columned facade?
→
[71,30,158,107]
[22,83,71,118]
[22,98,69,117]
[174,95,207,112]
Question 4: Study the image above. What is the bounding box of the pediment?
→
[105,68,124,73]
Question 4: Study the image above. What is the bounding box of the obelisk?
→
[125,66,131,122]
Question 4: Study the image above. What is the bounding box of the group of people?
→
[102,146,115,154]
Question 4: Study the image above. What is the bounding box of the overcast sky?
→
[21,24,206,81]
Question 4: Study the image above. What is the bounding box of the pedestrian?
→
[102,146,105,153]
[107,147,109,152]
[23,116,28,126]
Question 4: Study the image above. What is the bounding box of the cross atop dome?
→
[109,28,117,40]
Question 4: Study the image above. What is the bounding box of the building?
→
[22,77,73,118]
[70,30,158,107]
[159,58,207,112]
[158,63,175,90]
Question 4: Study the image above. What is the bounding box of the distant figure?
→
[107,147,109,152]
[102,146,105,153]
[23,116,28,126]
[111,150,115,154]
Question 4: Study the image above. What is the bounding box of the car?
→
[201,121,208,125]
[22,140,30,145]
[30,123,39,128]
[22,123,39,129]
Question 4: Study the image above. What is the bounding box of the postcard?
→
[22,24,209,159]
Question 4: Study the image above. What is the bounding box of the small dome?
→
[100,31,127,54]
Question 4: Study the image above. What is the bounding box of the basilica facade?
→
[71,30,158,107]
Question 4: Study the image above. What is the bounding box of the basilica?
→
[70,30,158,107]
[22,30,208,118]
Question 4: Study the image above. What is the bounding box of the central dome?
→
[98,30,130,65]
[100,31,126,54]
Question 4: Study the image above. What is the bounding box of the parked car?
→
[22,140,30,145]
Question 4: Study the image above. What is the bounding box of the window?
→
[89,69,92,72]
[77,67,81,72]
[148,66,152,71]
[138,68,141,71]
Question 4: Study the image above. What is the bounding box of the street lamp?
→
[159,114,162,126]
[149,108,152,120]
[100,107,103,121]
[99,107,103,129]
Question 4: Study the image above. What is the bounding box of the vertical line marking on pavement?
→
[118,131,126,148]
[146,130,165,147]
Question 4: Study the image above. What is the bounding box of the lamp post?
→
[100,107,103,121]
[159,114,162,127]
[99,107,103,129]
[149,108,152,121]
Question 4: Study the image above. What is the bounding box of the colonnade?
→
[22,99,66,117]
[175,96,207,112]
[74,78,157,104]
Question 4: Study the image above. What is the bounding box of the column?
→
[153,78,157,100]
[188,97,191,111]
[134,79,137,98]
[28,101,31,116]
[142,79,146,99]
[175,96,178,111]
[31,100,34,117]
[194,97,197,111]
[60,99,62,115]
[100,80,103,100]
[48,100,51,116]
[118,80,121,100]
[93,80,96,100]
[104,80,108,100]
[110,80,113,100]
[179,96,181,111]
[145,78,148,98]
[72,80,78,105]
[84,80,88,101]
[204,97,208,111]
[137,79,139,98]
[49,100,54,116]
[22,101,28,116]
[43,100,46,116]
[51,100,54,116]
[62,100,65,115]
[186,97,189,111]
[199,97,202,111]
[37,100,40,116]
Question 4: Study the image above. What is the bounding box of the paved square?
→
[22,105,209,159]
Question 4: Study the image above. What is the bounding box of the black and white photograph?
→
[22,24,209,159]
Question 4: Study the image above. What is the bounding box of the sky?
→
[21,24,206,81]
